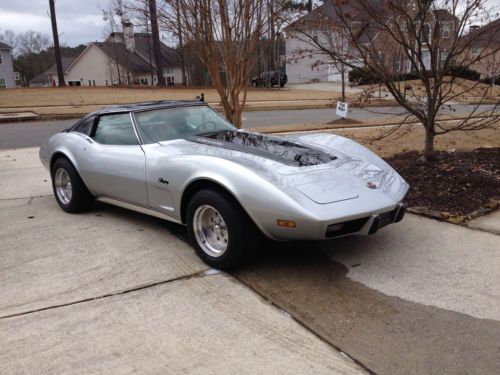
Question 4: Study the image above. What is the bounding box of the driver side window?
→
[93,114,139,145]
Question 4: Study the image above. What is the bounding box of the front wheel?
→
[186,189,257,269]
[51,158,93,213]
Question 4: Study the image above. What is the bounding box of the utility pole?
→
[49,0,65,86]
[175,0,187,86]
[148,0,166,86]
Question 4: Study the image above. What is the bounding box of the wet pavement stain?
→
[233,245,500,375]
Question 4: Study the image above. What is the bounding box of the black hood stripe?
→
[188,131,336,167]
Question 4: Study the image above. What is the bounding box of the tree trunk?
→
[149,0,166,86]
[49,0,65,87]
[423,129,435,160]
[175,0,187,86]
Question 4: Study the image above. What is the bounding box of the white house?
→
[285,3,360,84]
[0,42,16,88]
[30,24,182,87]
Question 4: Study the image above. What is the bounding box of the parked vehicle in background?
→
[252,70,288,87]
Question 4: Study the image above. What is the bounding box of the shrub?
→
[349,66,380,84]
[444,66,481,81]
[349,64,481,85]
[479,76,500,85]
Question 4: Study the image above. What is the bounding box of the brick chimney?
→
[123,21,135,52]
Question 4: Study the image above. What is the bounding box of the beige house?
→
[30,24,182,87]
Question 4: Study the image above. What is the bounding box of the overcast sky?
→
[0,0,108,47]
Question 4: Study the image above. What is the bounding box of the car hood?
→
[158,131,408,204]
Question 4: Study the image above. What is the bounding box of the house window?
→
[422,23,431,44]
[15,72,20,80]
[88,80,92,86]
[105,80,108,86]
[312,30,319,43]
[140,78,148,85]
[350,21,362,36]
[396,55,403,72]
[472,46,480,58]
[163,66,173,76]
[0,53,2,64]
[93,80,96,86]
[0,78,5,88]
[442,23,450,38]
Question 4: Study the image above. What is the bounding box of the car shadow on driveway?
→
[233,239,500,375]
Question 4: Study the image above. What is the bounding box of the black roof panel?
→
[94,100,207,115]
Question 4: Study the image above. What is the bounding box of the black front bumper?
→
[368,203,406,235]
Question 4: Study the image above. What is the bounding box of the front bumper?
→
[262,202,406,241]
[325,203,406,238]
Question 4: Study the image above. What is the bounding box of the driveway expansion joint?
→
[0,269,209,321]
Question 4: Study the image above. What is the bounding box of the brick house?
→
[459,19,500,79]
[285,1,457,84]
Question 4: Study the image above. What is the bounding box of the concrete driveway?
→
[1,146,499,374]
[0,147,363,374]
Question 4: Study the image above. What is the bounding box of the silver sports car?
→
[40,100,409,269]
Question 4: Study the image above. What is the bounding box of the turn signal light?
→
[277,220,296,228]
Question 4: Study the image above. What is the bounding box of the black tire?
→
[51,157,93,213]
[186,189,257,269]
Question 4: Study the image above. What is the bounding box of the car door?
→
[77,112,148,206]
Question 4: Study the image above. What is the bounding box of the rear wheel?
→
[187,189,257,269]
[51,158,93,213]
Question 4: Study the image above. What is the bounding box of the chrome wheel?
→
[193,205,229,257]
[54,168,72,205]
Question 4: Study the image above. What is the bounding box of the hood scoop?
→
[189,131,337,167]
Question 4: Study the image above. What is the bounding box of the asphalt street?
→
[0,104,496,150]
[1,144,499,373]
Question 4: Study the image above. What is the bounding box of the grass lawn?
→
[0,86,341,108]
[327,121,500,157]
[0,86,378,117]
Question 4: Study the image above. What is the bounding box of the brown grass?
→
[329,121,500,157]
[0,86,338,108]
[0,86,389,116]
[363,77,500,102]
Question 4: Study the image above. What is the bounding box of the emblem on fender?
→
[367,182,377,189]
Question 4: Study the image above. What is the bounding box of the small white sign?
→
[336,101,348,118]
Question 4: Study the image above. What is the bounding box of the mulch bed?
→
[385,147,500,217]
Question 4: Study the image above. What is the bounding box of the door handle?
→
[86,138,94,144]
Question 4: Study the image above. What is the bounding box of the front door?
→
[422,50,431,70]
[78,113,148,205]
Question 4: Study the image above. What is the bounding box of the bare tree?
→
[174,0,268,128]
[17,31,50,56]
[49,0,65,86]
[299,0,500,159]
[0,29,19,55]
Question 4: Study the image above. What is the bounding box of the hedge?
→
[349,65,481,84]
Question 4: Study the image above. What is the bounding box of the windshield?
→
[134,106,236,144]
